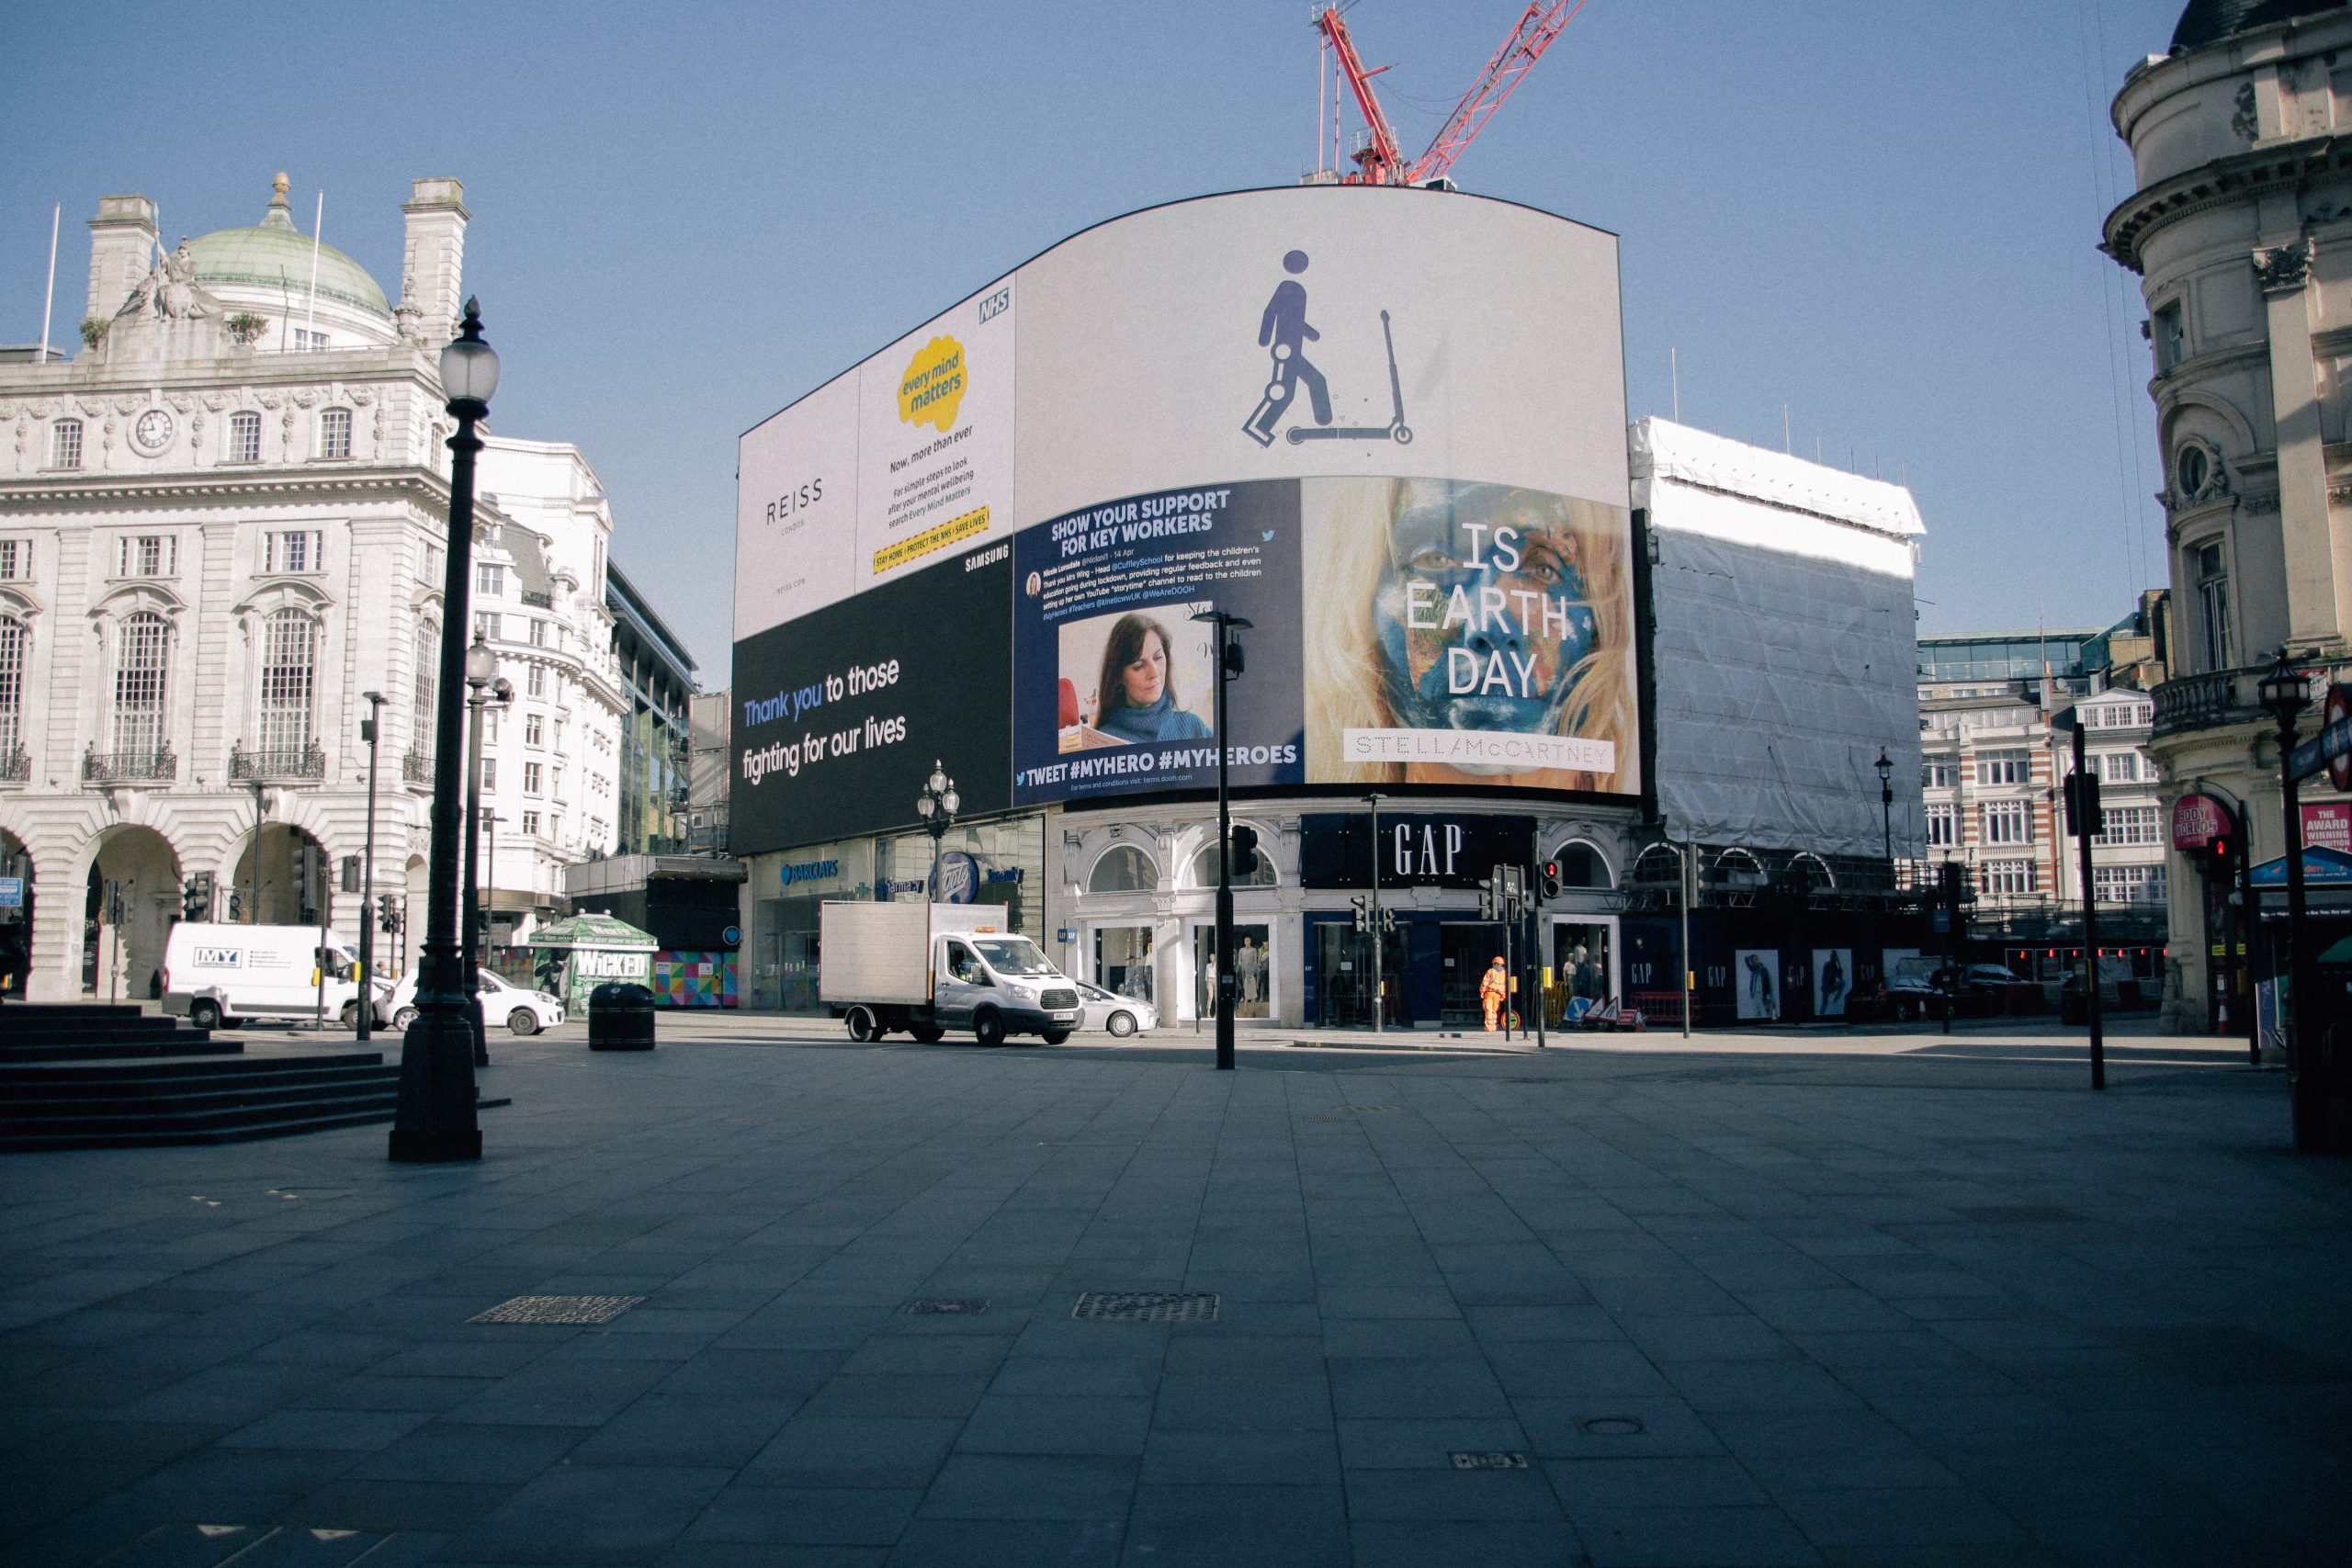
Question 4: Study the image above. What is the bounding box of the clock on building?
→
[130,408,175,455]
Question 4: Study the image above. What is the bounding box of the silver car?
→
[1074,980,1157,1038]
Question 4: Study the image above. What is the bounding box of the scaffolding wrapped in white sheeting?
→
[1633,418,1926,861]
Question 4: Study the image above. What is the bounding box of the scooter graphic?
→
[1287,310,1411,446]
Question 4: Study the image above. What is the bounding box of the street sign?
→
[2286,683,2351,784]
[721,924,741,946]
[0,876,20,910]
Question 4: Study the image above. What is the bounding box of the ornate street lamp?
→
[2256,648,2326,1155]
[461,637,513,1068]
[1190,608,1251,1071]
[390,299,498,1163]
[914,761,959,1010]
[1875,747,1894,867]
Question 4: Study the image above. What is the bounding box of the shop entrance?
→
[1094,924,1155,1006]
[1193,924,1272,1019]
[1438,922,1515,1028]
[1548,919,1615,1025]
[1314,920,1408,1027]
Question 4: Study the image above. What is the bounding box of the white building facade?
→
[0,174,627,1001]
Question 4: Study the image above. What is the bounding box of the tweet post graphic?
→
[1012,479,1305,807]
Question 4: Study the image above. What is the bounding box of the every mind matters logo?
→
[899,336,967,432]
[1244,250,1411,449]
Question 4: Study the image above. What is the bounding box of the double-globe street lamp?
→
[390,298,498,1164]
[2256,649,2326,1155]
[1874,747,1894,867]
[914,763,959,1003]
[462,637,514,1068]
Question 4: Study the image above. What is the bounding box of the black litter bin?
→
[587,982,657,1051]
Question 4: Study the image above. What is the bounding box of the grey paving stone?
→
[989,1356,1159,1398]
[1485,1338,1674,1399]
[569,1393,803,1467]
[345,1420,588,1484]
[883,1518,1124,1567]
[1771,1486,2030,1548]
[1350,1519,1585,1568]
[280,1479,512,1534]
[1151,1373,1333,1433]
[915,1454,1136,1520]
[800,1375,991,1420]
[1574,1504,1824,1566]
[1328,1358,1513,1420]
[745,1417,967,1488]
[1140,1429,1340,1486]
[1343,1467,1562,1521]
[444,1462,732,1564]
[1548,1455,1772,1509]
[1121,1483,1350,1567]
[684,1484,924,1545]
[218,1407,433,1451]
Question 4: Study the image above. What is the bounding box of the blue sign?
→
[779,858,841,888]
[932,851,979,904]
[0,876,21,910]
[2249,846,2352,886]
[721,925,742,946]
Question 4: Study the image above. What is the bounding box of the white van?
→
[162,922,390,1031]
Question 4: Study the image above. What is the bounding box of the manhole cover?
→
[469,1294,643,1325]
[905,1297,990,1315]
[1450,1450,1530,1470]
[1578,1416,1645,1436]
[1072,1291,1221,1324]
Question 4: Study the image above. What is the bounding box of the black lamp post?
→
[390,298,497,1164]
[2256,648,2326,1155]
[356,691,384,1041]
[245,779,269,924]
[914,761,959,1002]
[1875,746,1894,867]
[461,638,513,1068]
[1190,608,1250,1071]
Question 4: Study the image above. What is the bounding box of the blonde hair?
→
[1300,476,1639,794]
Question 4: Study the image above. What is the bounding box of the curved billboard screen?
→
[732,186,1635,857]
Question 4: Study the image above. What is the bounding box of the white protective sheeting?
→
[1633,419,1925,860]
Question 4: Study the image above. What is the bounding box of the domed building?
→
[0,175,672,1004]
[2103,1,2352,1038]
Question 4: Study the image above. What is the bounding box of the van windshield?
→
[973,938,1053,977]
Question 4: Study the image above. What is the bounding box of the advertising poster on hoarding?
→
[1813,948,1851,1018]
[1736,950,1780,1021]
[731,542,1012,850]
[2301,801,2350,854]
[1012,480,1304,806]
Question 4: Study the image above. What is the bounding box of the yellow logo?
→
[898,336,967,432]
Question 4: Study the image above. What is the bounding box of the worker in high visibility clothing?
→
[1478,956,1509,1032]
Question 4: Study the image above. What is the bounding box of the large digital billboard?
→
[733,187,1635,854]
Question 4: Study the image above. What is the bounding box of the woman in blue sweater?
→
[1093,614,1212,744]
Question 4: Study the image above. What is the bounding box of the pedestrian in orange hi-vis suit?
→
[1479,956,1509,1032]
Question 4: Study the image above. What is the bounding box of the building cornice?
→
[2103,134,2352,274]
[0,464,453,513]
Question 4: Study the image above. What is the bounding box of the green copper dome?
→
[185,173,391,320]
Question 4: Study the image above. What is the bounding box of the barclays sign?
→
[778,858,842,889]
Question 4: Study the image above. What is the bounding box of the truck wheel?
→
[341,1000,362,1030]
[392,1006,418,1031]
[1040,1030,1070,1045]
[190,998,221,1032]
[1107,1010,1137,1038]
[909,1023,945,1043]
[971,1009,1006,1048]
[846,1006,887,1043]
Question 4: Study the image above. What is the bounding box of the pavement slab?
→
[0,1013,2344,1565]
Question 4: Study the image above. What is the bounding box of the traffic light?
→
[181,872,211,921]
[1538,859,1563,900]
[1229,825,1260,878]
[2063,771,2104,839]
[378,893,399,934]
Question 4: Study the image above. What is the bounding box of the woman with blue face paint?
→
[1092,614,1213,745]
[1302,477,1636,791]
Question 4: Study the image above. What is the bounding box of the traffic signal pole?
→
[2066,718,2106,1091]
[357,693,383,1042]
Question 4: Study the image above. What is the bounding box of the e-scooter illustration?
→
[1286,310,1410,446]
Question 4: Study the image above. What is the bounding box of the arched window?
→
[1187,837,1275,887]
[318,408,353,460]
[112,611,169,760]
[1551,840,1612,889]
[1088,844,1157,894]
[228,411,262,463]
[412,622,436,758]
[1713,847,1765,886]
[1789,852,1834,891]
[256,610,319,758]
[1631,843,1681,885]
[0,615,25,762]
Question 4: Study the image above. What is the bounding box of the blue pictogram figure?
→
[1244,251,1331,446]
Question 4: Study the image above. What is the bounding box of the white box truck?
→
[818,901,1080,1046]
[161,922,390,1031]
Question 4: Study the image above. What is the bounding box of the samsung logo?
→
[966,542,1009,571]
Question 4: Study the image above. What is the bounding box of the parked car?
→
[1073,979,1158,1037]
[386,968,566,1035]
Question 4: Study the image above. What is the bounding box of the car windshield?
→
[973,938,1054,976]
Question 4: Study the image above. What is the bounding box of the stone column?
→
[2255,239,2342,646]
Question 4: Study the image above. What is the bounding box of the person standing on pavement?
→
[1479,955,1509,1032]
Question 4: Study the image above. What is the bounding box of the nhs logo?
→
[193,947,243,967]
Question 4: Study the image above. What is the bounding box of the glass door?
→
[1548,919,1615,1025]
[1094,925,1155,1007]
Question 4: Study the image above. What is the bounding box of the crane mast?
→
[1311,3,1584,188]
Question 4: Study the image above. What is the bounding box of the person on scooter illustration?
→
[1245,250,1331,446]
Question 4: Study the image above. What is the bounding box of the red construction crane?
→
[1312,3,1586,187]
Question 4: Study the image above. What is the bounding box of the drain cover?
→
[1578,1416,1645,1436]
[1450,1450,1530,1470]
[469,1294,643,1325]
[906,1297,990,1315]
[1072,1291,1221,1324]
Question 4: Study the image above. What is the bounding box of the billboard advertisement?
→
[734,187,1634,853]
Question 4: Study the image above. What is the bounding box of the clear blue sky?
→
[2,0,2190,679]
